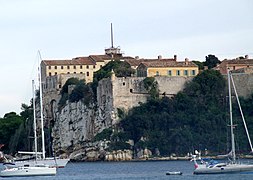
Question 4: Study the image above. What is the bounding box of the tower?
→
[105,23,122,57]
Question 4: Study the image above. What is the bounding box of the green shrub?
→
[93,128,113,141]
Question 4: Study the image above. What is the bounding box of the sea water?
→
[1,160,253,179]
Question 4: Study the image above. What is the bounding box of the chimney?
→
[185,58,189,65]
[174,55,177,61]
[245,55,249,59]
[135,56,139,60]
[158,55,162,60]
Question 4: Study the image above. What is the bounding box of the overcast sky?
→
[0,0,252,117]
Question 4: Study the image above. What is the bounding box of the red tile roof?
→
[89,55,112,62]
[222,59,253,65]
[43,54,135,66]
[42,56,103,66]
[72,57,95,65]
[140,60,197,68]
[125,58,175,67]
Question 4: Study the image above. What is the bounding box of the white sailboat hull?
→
[194,163,253,174]
[6,158,69,168]
[0,166,56,177]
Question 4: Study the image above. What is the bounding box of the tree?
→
[120,69,228,156]
[143,77,159,100]
[69,80,94,105]
[204,55,221,69]
[59,77,81,107]
[0,112,24,153]
[192,60,204,70]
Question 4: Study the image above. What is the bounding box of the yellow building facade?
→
[137,58,199,77]
[41,55,115,84]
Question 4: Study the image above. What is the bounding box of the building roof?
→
[231,67,253,74]
[42,59,73,66]
[74,57,97,65]
[89,55,112,62]
[42,54,135,66]
[221,58,253,65]
[139,60,197,68]
[42,56,104,66]
[125,58,175,67]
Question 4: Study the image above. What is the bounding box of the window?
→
[87,72,89,76]
[167,70,172,76]
[184,70,188,76]
[61,66,64,69]
[67,72,70,74]
[67,66,70,69]
[80,72,83,74]
[156,71,159,76]
[192,70,196,75]
[86,65,89,69]
[48,66,51,70]
[73,65,76,69]
[123,82,125,86]
[74,72,76,74]
[49,72,52,76]
[176,70,180,76]
[80,65,83,69]
[55,66,57,69]
[93,65,96,69]
[55,72,57,75]
[100,65,102,68]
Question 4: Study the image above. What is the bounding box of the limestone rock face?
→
[136,148,152,159]
[67,140,133,161]
[105,150,133,161]
[52,100,112,155]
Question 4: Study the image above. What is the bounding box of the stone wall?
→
[109,76,192,121]
[226,73,253,98]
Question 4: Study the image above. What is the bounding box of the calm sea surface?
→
[1,160,253,180]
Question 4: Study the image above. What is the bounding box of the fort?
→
[37,32,253,157]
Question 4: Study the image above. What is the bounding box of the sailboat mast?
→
[228,70,236,162]
[38,51,46,159]
[32,80,38,161]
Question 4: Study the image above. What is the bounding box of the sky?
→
[0,0,252,117]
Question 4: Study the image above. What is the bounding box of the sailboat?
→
[0,80,57,177]
[192,69,253,174]
[5,53,69,168]
[0,164,57,177]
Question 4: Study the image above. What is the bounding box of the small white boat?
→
[0,164,56,177]
[166,171,182,175]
